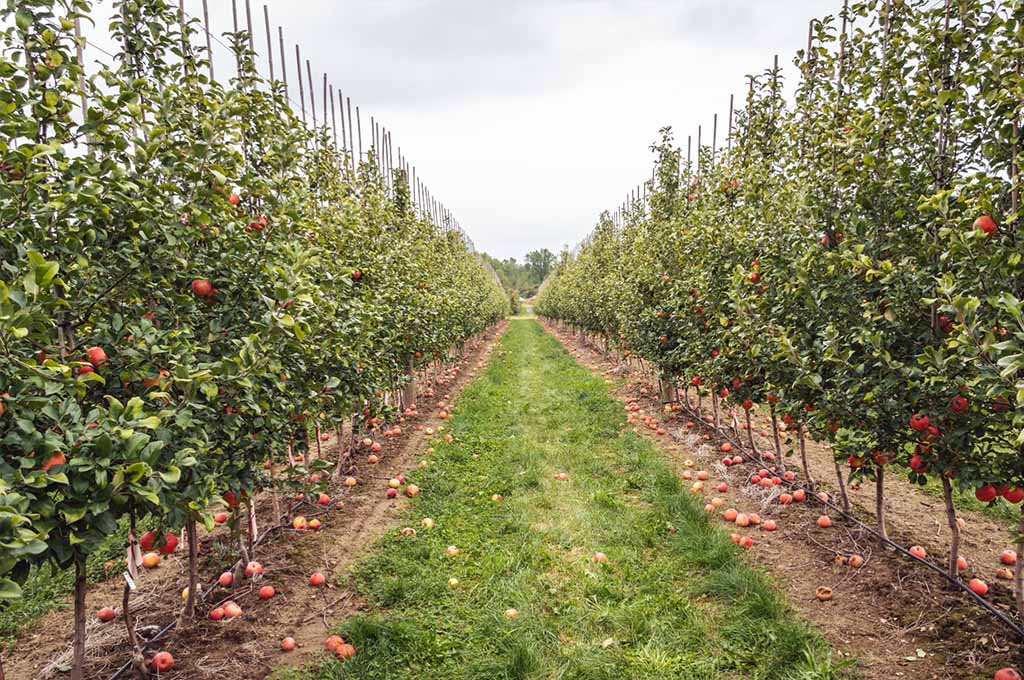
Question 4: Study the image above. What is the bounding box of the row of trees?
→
[538,0,1024,615]
[482,248,557,299]
[0,0,506,676]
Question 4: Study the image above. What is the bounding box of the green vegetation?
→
[0,520,129,647]
[276,320,850,680]
[482,249,558,299]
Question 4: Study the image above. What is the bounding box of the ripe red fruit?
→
[749,272,760,283]
[909,545,927,559]
[40,451,67,473]
[742,399,753,411]
[209,607,225,621]
[317,493,331,506]
[950,396,968,413]
[191,278,214,298]
[139,530,157,552]
[309,572,326,586]
[281,637,296,651]
[351,269,363,281]
[816,515,833,528]
[97,607,116,622]
[1000,550,1018,566]
[218,571,233,587]
[909,454,929,473]
[213,512,229,524]
[909,413,929,431]
[159,532,178,555]
[976,484,998,503]
[85,346,107,366]
[151,652,174,672]
[259,585,275,600]
[228,192,240,205]
[995,669,1022,680]
[974,215,997,236]
[1004,487,1024,504]
[968,578,989,596]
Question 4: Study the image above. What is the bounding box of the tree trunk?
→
[72,557,87,680]
[875,465,888,540]
[798,426,815,490]
[1015,506,1024,617]
[833,457,852,514]
[712,392,720,430]
[658,369,676,404]
[403,355,417,409]
[941,476,961,579]
[769,404,783,464]
[178,517,199,627]
[124,579,147,678]
[745,409,759,455]
[314,426,322,460]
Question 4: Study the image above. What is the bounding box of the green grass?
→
[274,319,854,680]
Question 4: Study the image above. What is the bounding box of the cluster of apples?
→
[384,473,420,499]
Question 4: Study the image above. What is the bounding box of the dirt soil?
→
[544,321,1022,680]
[6,322,506,680]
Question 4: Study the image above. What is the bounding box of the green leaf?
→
[159,466,181,484]
[0,578,23,600]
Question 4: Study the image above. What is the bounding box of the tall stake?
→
[295,45,305,122]
[329,83,337,147]
[263,5,274,81]
[202,0,214,80]
[306,59,316,128]
[346,97,355,173]
[244,0,254,55]
[277,26,288,99]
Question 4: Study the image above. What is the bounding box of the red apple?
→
[968,578,989,596]
[974,215,997,236]
[151,652,174,672]
[191,278,214,298]
[976,484,998,503]
[97,607,116,622]
[85,346,107,366]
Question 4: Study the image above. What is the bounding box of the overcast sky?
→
[88,1,835,260]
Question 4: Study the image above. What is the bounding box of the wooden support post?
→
[202,0,214,80]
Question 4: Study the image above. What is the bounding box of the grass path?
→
[277,319,851,680]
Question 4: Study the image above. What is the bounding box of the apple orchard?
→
[5,0,1024,679]
[0,1,505,677]
[538,0,1024,644]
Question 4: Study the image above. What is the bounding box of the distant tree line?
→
[481,248,557,299]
